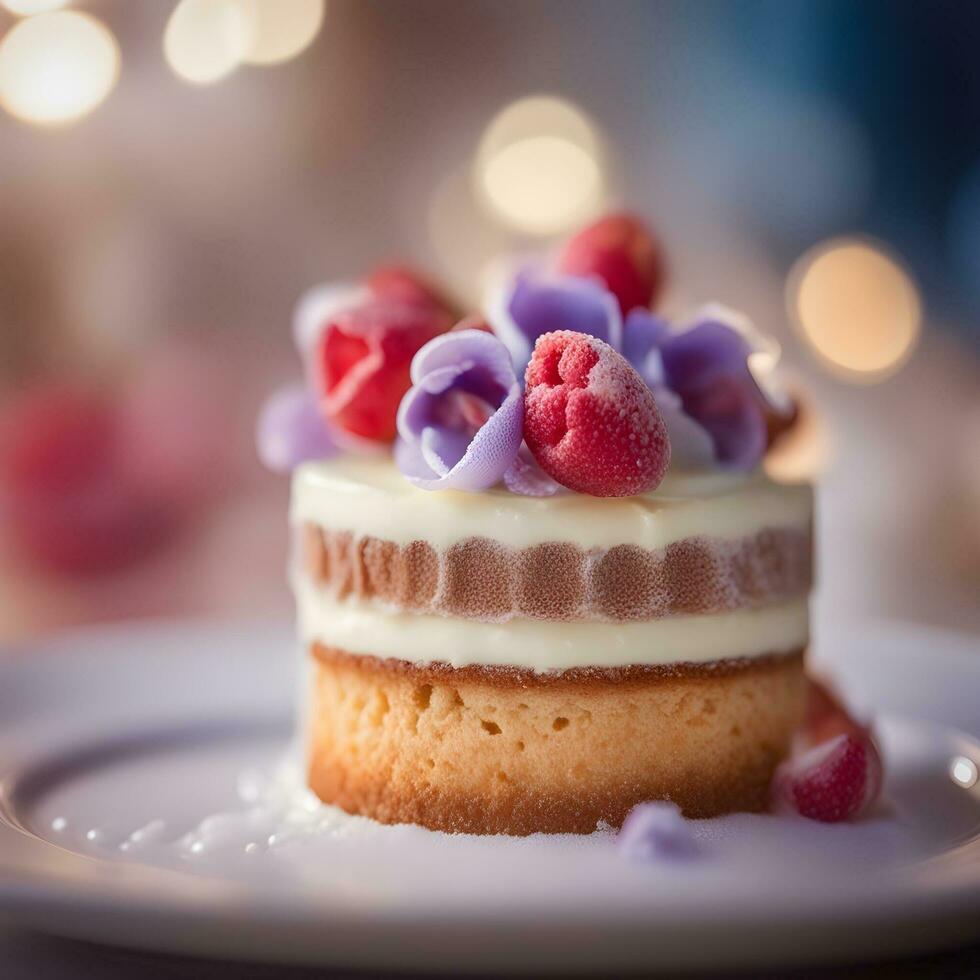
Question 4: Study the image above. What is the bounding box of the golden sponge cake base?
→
[307,644,806,835]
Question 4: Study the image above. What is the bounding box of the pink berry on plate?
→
[772,733,883,823]
[557,213,666,315]
[523,331,671,497]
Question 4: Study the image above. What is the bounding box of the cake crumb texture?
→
[307,645,806,835]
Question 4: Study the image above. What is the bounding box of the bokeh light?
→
[0,11,119,126]
[788,239,922,383]
[474,95,605,236]
[950,756,978,790]
[239,0,325,66]
[0,0,68,14]
[164,0,253,86]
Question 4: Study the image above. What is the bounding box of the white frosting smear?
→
[294,579,809,670]
[291,457,813,552]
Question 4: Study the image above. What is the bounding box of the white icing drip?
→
[292,579,809,670]
[290,457,813,552]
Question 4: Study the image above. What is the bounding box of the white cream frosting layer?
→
[291,457,813,552]
[294,575,809,671]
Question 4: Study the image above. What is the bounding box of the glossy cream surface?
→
[291,457,813,552]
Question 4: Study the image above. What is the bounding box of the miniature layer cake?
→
[292,456,812,835]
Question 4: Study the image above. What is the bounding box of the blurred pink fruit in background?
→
[0,385,175,575]
[0,344,239,577]
[118,342,238,509]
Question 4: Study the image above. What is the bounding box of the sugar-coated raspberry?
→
[366,265,458,316]
[316,299,451,442]
[772,733,883,823]
[557,213,666,315]
[523,331,670,497]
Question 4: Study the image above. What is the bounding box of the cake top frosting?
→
[257,212,798,499]
[290,454,812,551]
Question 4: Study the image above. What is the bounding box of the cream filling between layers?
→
[291,457,813,552]
[293,575,809,671]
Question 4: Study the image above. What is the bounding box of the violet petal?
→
[652,386,716,469]
[396,330,523,491]
[677,376,769,470]
[420,424,472,477]
[400,391,522,491]
[503,443,564,497]
[256,383,338,473]
[418,362,467,396]
[622,309,672,388]
[488,269,622,376]
[629,305,779,472]
[617,802,701,862]
[660,319,757,391]
[393,435,432,482]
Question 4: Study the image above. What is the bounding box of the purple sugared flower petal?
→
[670,372,769,470]
[617,801,701,862]
[256,383,339,473]
[396,330,522,491]
[621,309,671,388]
[485,252,788,475]
[488,268,622,376]
[660,319,756,391]
[624,305,783,471]
[651,385,717,469]
[503,444,564,496]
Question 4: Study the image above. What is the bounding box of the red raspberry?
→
[315,299,451,442]
[366,265,458,317]
[770,674,883,823]
[557,212,666,315]
[772,733,883,823]
[523,331,670,497]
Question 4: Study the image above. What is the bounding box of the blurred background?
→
[0,0,977,644]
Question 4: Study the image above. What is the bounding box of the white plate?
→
[0,617,978,973]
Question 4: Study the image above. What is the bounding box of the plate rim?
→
[0,615,978,971]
